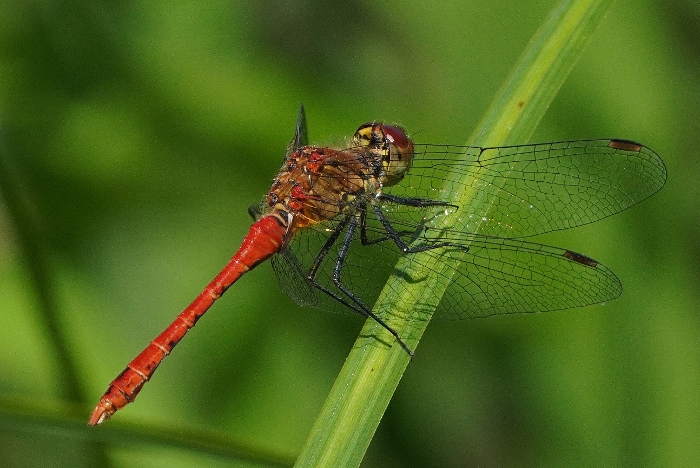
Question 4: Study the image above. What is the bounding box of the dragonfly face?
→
[352,122,415,187]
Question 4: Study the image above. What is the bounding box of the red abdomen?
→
[89,215,287,425]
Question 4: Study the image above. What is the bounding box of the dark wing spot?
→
[608,139,642,152]
[563,250,598,267]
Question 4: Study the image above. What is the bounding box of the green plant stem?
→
[295,0,613,466]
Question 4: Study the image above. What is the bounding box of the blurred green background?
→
[0,0,697,467]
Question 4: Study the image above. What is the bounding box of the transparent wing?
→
[285,104,308,158]
[270,248,318,307]
[394,139,667,238]
[408,231,622,320]
[283,217,622,321]
[270,138,664,321]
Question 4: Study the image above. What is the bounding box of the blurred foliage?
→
[0,0,697,467]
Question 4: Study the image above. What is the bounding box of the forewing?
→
[400,139,666,238]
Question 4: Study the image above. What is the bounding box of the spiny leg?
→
[328,213,414,355]
[306,212,352,281]
[302,212,388,324]
[376,193,457,209]
[369,200,458,254]
[359,194,456,246]
[302,210,414,355]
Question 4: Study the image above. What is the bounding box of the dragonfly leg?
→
[358,205,407,246]
[301,211,399,336]
[358,204,430,247]
[302,210,414,356]
[329,213,414,355]
[306,212,352,281]
[370,201,456,254]
[377,193,457,209]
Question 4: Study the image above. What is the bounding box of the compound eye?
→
[380,124,414,187]
[380,125,413,156]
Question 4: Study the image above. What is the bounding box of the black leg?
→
[377,193,457,209]
[306,212,352,283]
[358,204,410,246]
[359,194,456,247]
[370,201,459,254]
[304,210,414,356]
[300,192,463,357]
[331,214,414,355]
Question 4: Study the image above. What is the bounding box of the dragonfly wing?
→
[270,248,318,307]
[285,104,308,159]
[406,139,667,238]
[406,234,624,320]
[282,218,622,321]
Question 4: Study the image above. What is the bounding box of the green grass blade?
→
[0,140,114,466]
[295,0,613,466]
[0,145,86,405]
[473,0,613,147]
[0,396,295,467]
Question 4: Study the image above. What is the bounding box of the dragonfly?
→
[88,106,666,425]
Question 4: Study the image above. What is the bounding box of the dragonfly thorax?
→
[266,146,376,232]
[265,123,416,233]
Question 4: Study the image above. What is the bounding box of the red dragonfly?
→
[89,106,666,425]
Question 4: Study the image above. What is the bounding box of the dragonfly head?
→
[353,122,415,187]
